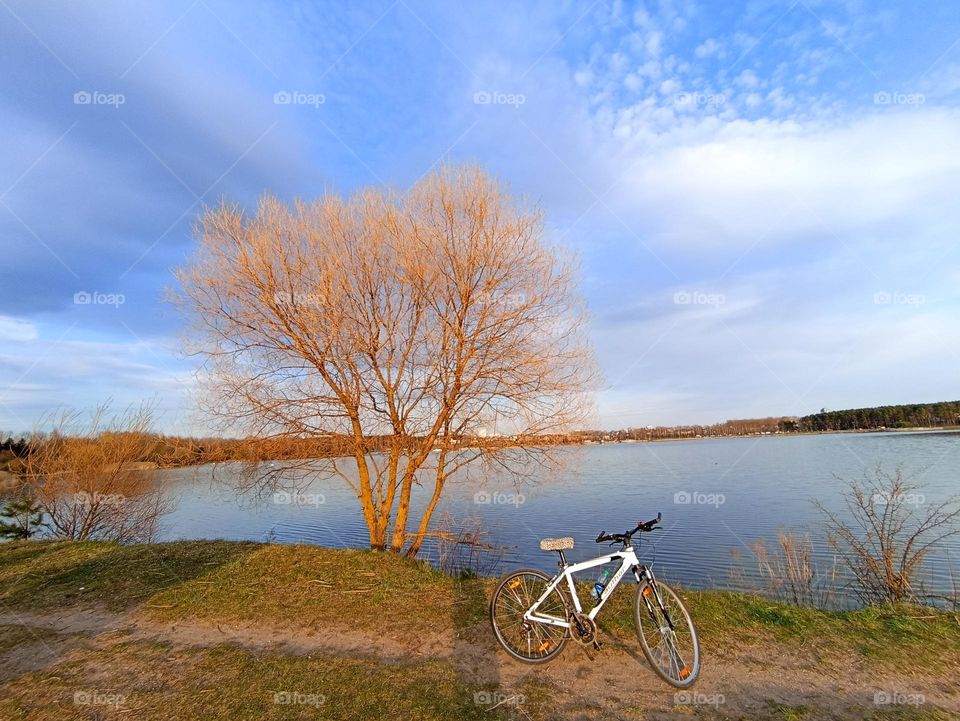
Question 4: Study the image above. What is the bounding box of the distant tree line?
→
[1,431,532,475]
[571,400,960,443]
[786,401,960,432]
[3,401,957,479]
[574,417,789,443]
[1,433,373,473]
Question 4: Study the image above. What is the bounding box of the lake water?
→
[154,431,960,603]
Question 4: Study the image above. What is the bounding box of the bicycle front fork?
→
[633,565,675,631]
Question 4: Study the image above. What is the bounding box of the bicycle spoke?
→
[492,571,568,662]
[635,582,699,685]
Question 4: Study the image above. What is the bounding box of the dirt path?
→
[2,607,958,720]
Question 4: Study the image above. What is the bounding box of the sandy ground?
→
[1,606,957,720]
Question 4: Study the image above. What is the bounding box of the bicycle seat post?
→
[556,549,568,568]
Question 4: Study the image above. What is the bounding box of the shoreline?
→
[2,427,957,481]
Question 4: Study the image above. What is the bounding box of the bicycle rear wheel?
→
[490,569,568,663]
[634,581,700,687]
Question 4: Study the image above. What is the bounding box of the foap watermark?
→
[273,90,325,108]
[484,289,527,311]
[273,490,325,508]
[74,492,126,507]
[473,90,525,108]
[273,691,326,708]
[873,91,924,107]
[474,691,526,707]
[873,291,925,307]
[674,490,725,508]
[675,91,726,108]
[673,290,725,308]
[273,291,323,308]
[74,690,126,708]
[872,491,925,507]
[74,90,125,108]
[74,290,125,307]
[874,691,925,707]
[674,691,725,707]
[474,490,525,507]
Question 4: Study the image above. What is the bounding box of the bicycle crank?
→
[569,612,598,646]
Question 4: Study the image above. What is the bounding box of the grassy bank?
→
[2,540,959,720]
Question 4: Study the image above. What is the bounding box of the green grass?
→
[597,583,960,669]
[143,543,458,635]
[2,540,958,669]
[0,539,257,611]
[2,540,960,720]
[765,703,956,721]
[0,638,511,721]
[682,589,960,668]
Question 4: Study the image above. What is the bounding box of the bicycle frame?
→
[523,546,660,629]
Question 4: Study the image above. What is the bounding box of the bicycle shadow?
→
[451,574,541,720]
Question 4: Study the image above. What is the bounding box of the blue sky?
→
[1,0,958,434]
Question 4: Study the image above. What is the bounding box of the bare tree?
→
[174,165,597,555]
[815,465,960,605]
[25,403,172,542]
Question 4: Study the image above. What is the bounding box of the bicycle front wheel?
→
[490,569,568,663]
[634,581,701,687]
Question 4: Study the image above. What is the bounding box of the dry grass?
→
[751,530,839,608]
[3,539,959,673]
[0,636,503,721]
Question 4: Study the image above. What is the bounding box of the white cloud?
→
[694,38,722,59]
[612,109,960,251]
[0,316,38,342]
[659,78,681,95]
[736,69,760,89]
[0,325,195,433]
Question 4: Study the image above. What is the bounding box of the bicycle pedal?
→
[592,640,603,651]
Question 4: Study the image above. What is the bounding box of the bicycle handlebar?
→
[595,512,661,544]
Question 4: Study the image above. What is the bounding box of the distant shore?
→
[1,426,957,485]
[581,425,960,445]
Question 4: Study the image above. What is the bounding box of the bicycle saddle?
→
[539,537,574,551]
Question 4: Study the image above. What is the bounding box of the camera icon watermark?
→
[674,490,725,508]
[474,691,526,706]
[273,691,325,708]
[483,289,527,311]
[673,290,725,308]
[872,492,925,507]
[473,490,525,507]
[675,91,726,108]
[74,90,125,108]
[873,91,924,107]
[273,90,325,108]
[873,291,925,307]
[273,490,325,508]
[74,290,125,308]
[874,690,924,706]
[674,691,724,707]
[473,90,526,108]
[273,291,323,308]
[74,690,126,708]
[74,492,126,507]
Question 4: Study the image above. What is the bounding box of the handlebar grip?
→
[595,531,608,543]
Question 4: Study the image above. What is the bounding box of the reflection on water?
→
[154,431,960,603]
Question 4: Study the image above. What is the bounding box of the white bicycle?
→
[490,513,701,687]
